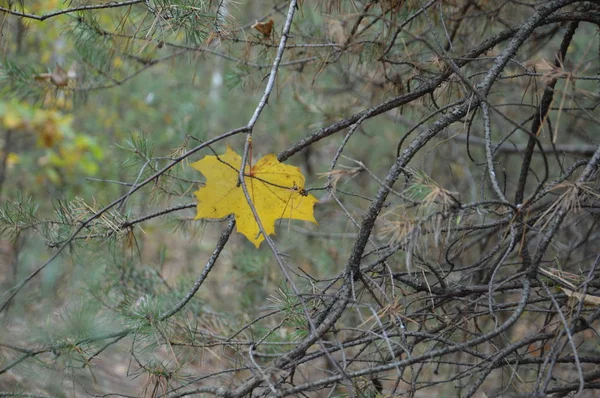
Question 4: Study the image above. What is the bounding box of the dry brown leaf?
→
[327,19,346,45]
[252,18,274,37]
[562,288,600,307]
[33,65,69,87]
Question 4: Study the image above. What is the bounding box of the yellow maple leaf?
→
[191,147,318,248]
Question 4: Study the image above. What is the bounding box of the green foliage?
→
[267,287,309,341]
[0,193,38,240]
[0,59,40,100]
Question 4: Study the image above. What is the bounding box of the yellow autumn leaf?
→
[3,112,22,129]
[191,147,318,248]
[6,153,20,167]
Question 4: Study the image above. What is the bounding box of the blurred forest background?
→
[0,0,600,397]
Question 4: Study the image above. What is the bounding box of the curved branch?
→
[0,0,145,21]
